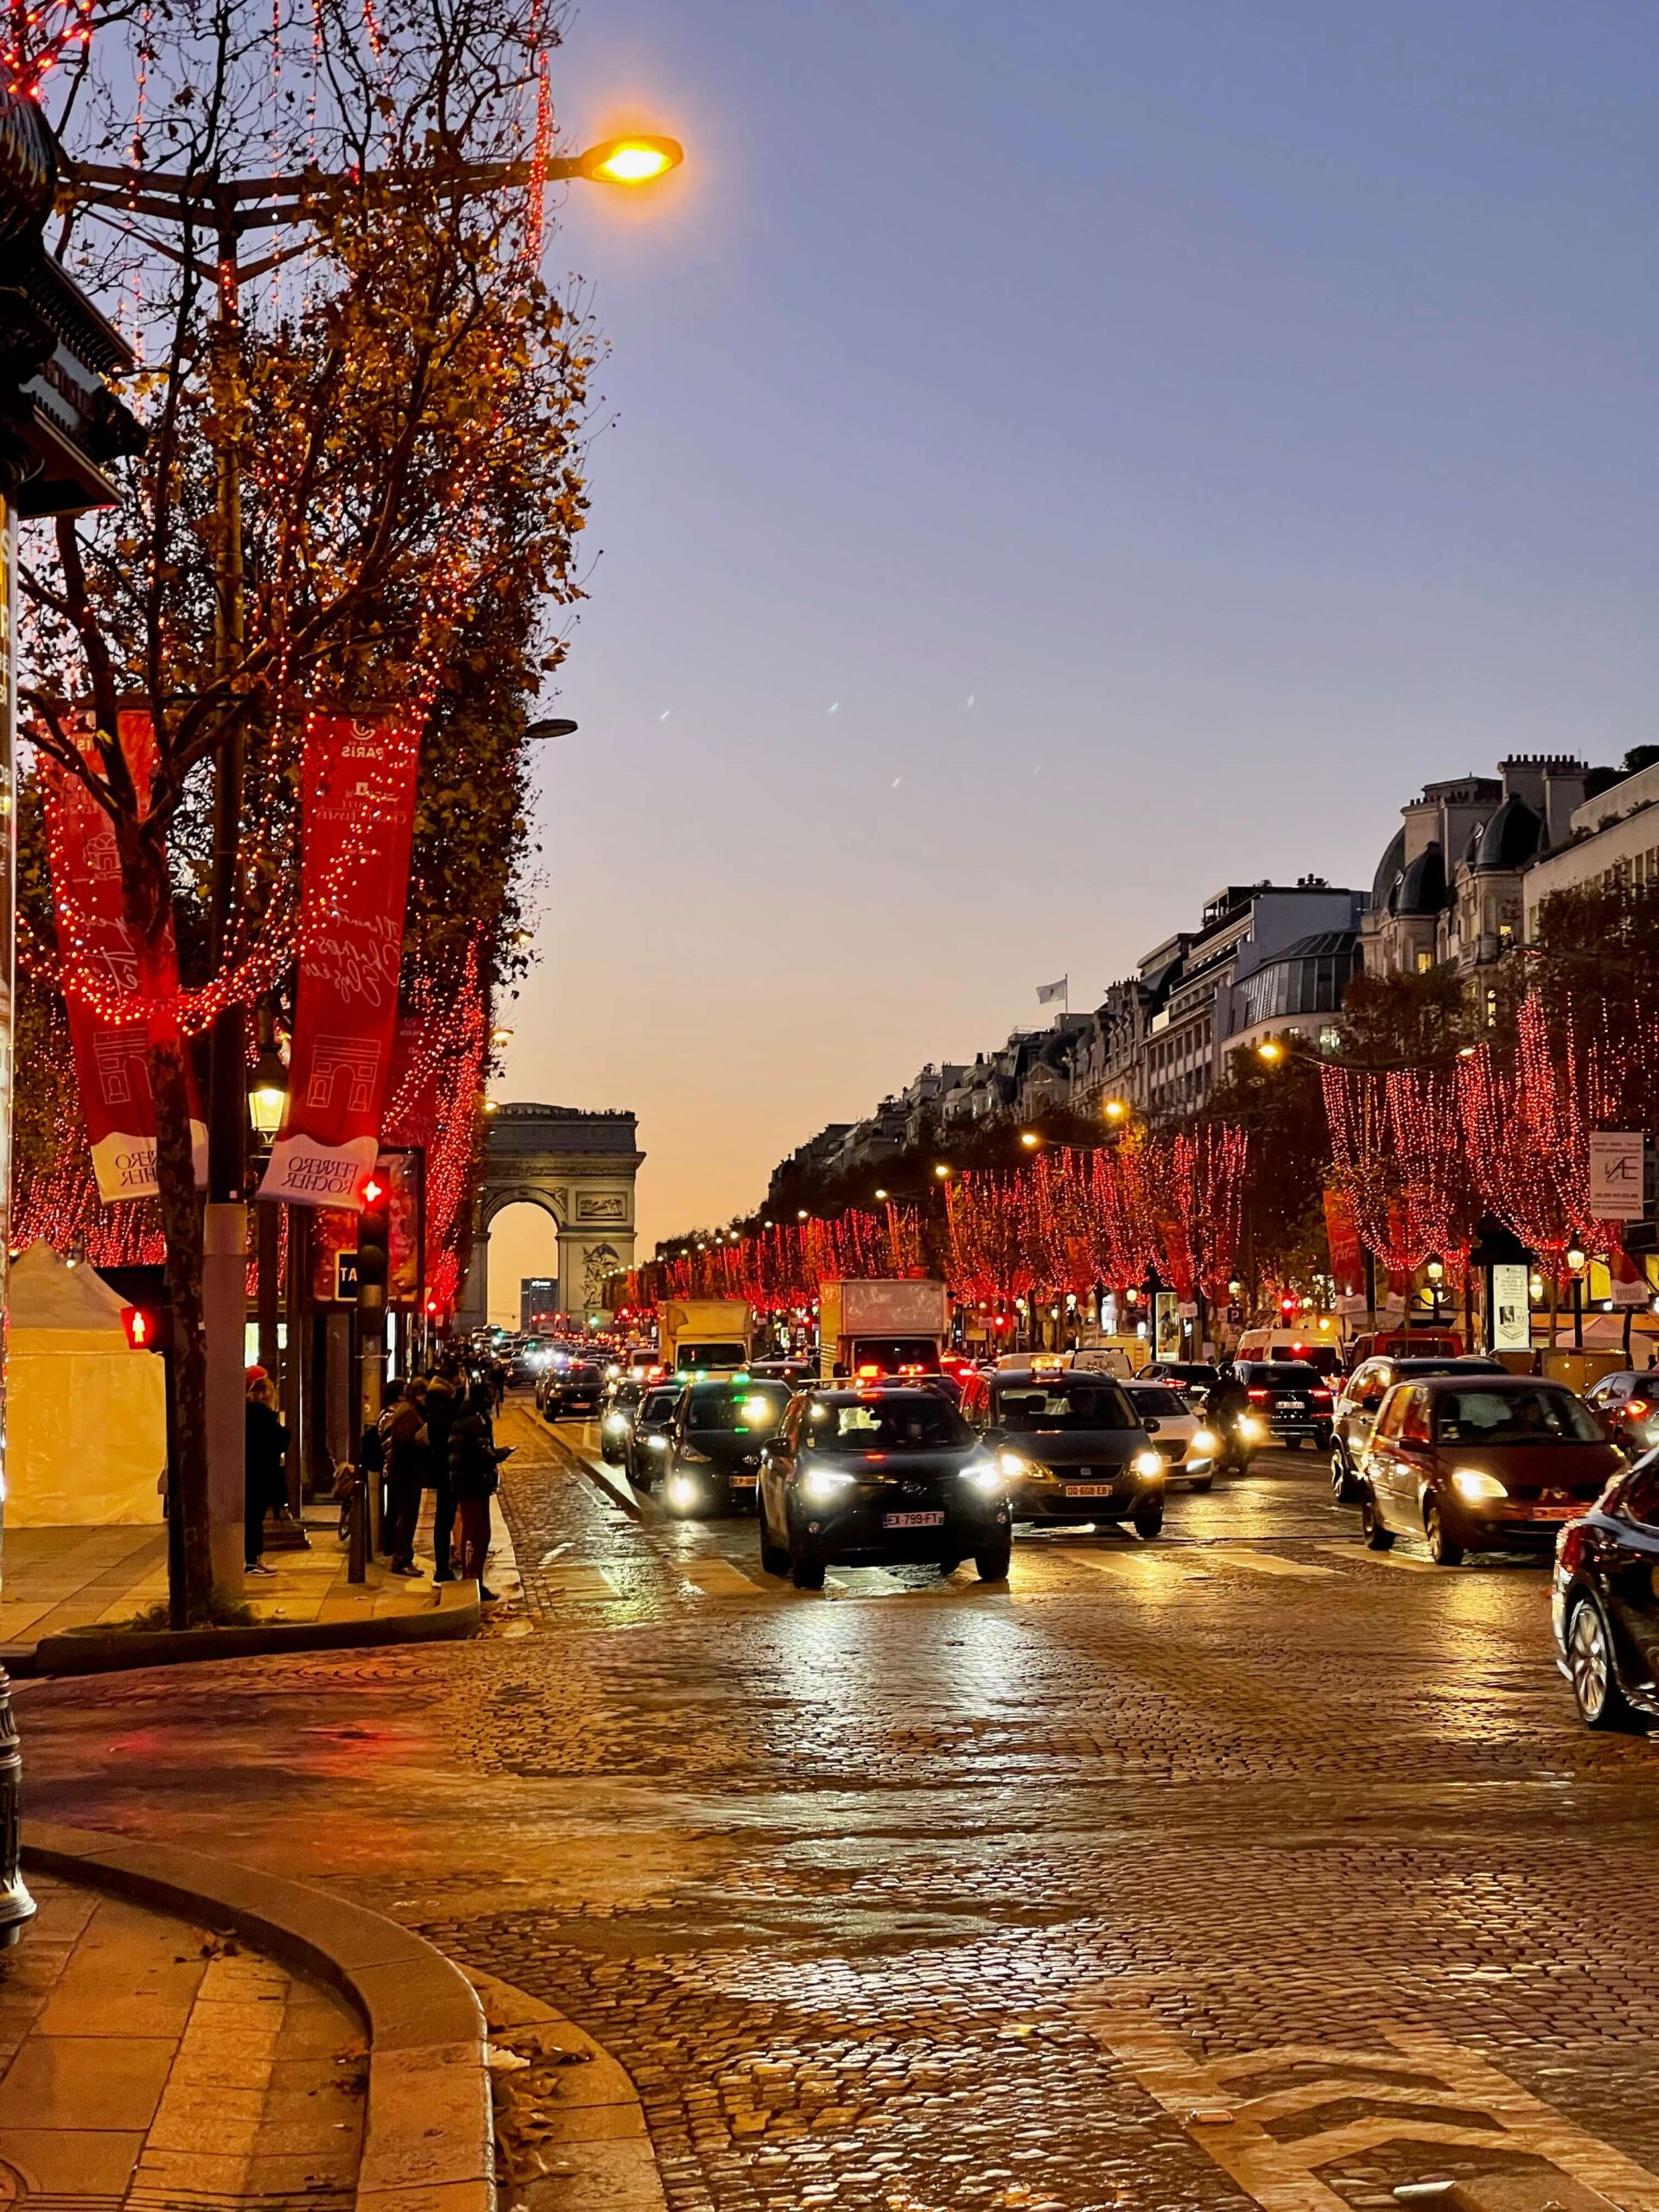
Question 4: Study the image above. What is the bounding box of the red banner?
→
[260,711,419,1210]
[1321,1187,1363,1300]
[41,711,206,1203]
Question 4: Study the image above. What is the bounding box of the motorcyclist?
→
[1207,1363,1254,1475]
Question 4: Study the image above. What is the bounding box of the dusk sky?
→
[489,0,1659,1315]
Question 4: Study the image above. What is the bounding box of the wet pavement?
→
[13,1396,1659,2212]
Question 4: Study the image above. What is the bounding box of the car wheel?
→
[1188,1474,1214,1493]
[1425,1499,1464,1567]
[758,1503,790,1580]
[938,1554,962,1575]
[1331,1448,1353,1502]
[788,1535,826,1591]
[1567,1596,1637,1731]
[1314,1425,1332,1452]
[1132,1503,1164,1541]
[1360,1491,1393,1549]
[974,1541,1011,1582]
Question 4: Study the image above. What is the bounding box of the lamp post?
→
[1424,1252,1445,1331]
[1566,1237,1588,1353]
[62,124,684,1597]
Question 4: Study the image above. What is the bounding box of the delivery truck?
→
[818,1279,951,1380]
[658,1300,753,1376]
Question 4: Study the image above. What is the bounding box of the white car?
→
[1122,1382,1220,1491]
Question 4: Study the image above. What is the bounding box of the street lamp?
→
[1256,1039,1285,1065]
[247,1042,289,1143]
[1566,1237,1588,1351]
[1020,1130,1040,1149]
[575,135,684,185]
[874,1188,888,1202]
[934,1163,953,1180]
[1103,1098,1128,1123]
[1424,1252,1445,1328]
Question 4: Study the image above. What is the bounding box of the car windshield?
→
[992,1381,1136,1430]
[1433,1388,1603,1446]
[684,1384,792,1435]
[1127,1386,1190,1418]
[640,1389,680,1421]
[1250,1365,1325,1389]
[805,1396,972,1452]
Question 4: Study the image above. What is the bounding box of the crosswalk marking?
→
[539,1565,620,1602]
[1068,1548,1187,1581]
[1202,1548,1337,1581]
[1316,1541,1437,1574]
[683,1559,768,1599]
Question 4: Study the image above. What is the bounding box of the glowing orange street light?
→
[575,136,683,186]
[1019,1130,1040,1149]
[1256,1039,1285,1065]
[1103,1098,1128,1123]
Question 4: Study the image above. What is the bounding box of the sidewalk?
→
[0,1863,365,2205]
[0,1509,479,1675]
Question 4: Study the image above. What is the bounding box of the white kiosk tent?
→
[7,1241,167,1526]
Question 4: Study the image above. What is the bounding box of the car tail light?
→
[1626,1398,1650,1421]
[1248,1389,1271,1402]
[1311,1389,1332,1404]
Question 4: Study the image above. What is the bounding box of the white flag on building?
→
[1036,977,1068,1007]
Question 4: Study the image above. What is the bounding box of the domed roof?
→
[1370,826,1406,912]
[1391,842,1447,917]
[1475,793,1542,871]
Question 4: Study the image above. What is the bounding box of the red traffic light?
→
[1279,1294,1297,1319]
[361,1174,385,1208]
[121,1305,170,1352]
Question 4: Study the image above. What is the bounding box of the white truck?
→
[818,1279,950,1380]
[658,1300,753,1376]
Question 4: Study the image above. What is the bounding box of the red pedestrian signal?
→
[121,1306,171,1352]
[1279,1294,1297,1319]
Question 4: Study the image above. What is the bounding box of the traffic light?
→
[121,1304,172,1353]
[1279,1294,1297,1320]
[357,1169,391,1292]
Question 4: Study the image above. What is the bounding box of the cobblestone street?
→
[16,1399,1659,2212]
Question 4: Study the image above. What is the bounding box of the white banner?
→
[1587,1130,1645,1221]
[1490,1262,1532,1352]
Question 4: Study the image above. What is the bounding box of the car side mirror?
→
[1142,1417,1161,1435]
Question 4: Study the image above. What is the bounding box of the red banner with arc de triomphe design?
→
[259,711,419,1210]
[42,710,207,1202]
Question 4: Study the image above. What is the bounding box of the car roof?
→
[1370,1356,1503,1375]
[804,1385,953,1404]
[1404,1371,1574,1394]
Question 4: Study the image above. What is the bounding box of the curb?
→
[467,1965,666,2210]
[19,1581,480,1679]
[22,1820,493,2212]
[541,1424,644,1522]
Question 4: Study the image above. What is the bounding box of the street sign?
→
[1588,1131,1645,1220]
[334,1250,359,1300]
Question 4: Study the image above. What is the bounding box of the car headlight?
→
[665,1474,701,1510]
[961,1457,1004,1496]
[603,1413,630,1433]
[801,1465,856,1505]
[645,1434,670,1452]
[1237,1415,1266,1442]
[997,1450,1032,1479]
[1191,1428,1218,1455]
[1452,1467,1507,1502]
[1133,1449,1165,1480]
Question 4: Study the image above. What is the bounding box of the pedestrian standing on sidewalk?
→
[382,1378,430,1577]
[245,1377,289,1577]
[423,1372,461,1582]
[450,1379,512,1602]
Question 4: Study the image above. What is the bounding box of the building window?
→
[1484,986,1498,1027]
[1415,950,1433,974]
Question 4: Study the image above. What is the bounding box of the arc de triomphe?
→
[454,1103,643,1333]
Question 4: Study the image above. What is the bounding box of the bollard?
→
[346,1471,368,1584]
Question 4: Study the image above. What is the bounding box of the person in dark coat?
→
[449,1380,511,1600]
[423,1374,461,1582]
[382,1377,430,1576]
[245,1377,289,1575]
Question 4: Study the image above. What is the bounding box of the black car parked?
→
[626,1382,683,1490]
[1233,1360,1335,1450]
[660,1376,793,1517]
[759,1387,1011,1590]
[1553,1453,1659,1729]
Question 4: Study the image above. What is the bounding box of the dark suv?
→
[1233,1360,1334,1450]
